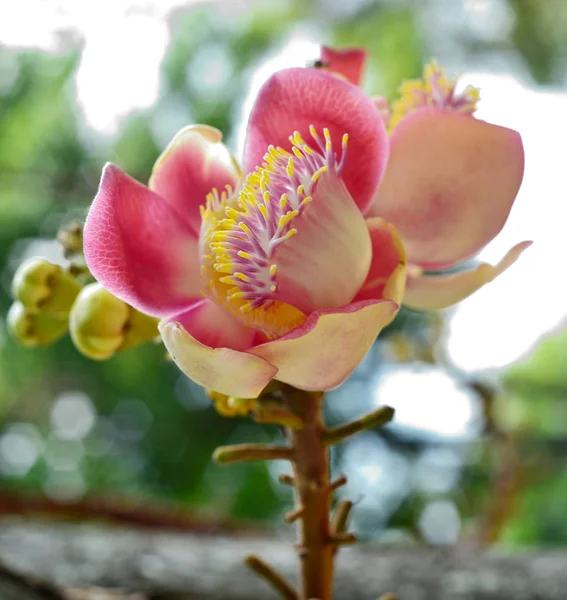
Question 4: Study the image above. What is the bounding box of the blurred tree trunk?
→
[1,519,566,600]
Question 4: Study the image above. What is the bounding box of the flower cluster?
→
[82,46,528,398]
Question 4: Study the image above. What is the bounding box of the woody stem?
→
[286,388,334,600]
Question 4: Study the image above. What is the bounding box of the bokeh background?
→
[1,0,567,548]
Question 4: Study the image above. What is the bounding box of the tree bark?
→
[1,519,567,599]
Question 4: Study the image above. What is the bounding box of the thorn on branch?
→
[330,532,357,546]
[329,473,347,491]
[252,404,304,430]
[323,405,395,446]
[284,506,305,523]
[278,474,295,486]
[213,443,293,465]
[245,555,298,600]
[331,500,353,537]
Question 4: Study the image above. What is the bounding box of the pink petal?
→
[353,217,407,304]
[274,172,372,314]
[319,46,367,86]
[84,163,201,317]
[403,241,532,311]
[369,108,525,269]
[149,125,241,237]
[244,67,389,212]
[159,299,277,398]
[166,298,258,351]
[249,299,398,391]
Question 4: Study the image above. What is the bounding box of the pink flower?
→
[322,47,530,311]
[84,48,526,398]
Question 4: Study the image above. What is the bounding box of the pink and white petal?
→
[244,67,389,212]
[84,163,201,318]
[369,108,524,269]
[319,46,367,86]
[149,125,241,237]
[249,299,398,391]
[274,172,372,315]
[166,298,258,351]
[403,241,532,312]
[159,300,277,398]
[353,217,407,304]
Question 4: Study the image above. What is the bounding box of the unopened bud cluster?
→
[7,223,159,360]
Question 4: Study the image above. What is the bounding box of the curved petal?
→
[167,298,258,351]
[274,172,372,314]
[319,46,367,86]
[353,217,407,304]
[369,108,525,269]
[403,241,531,312]
[84,163,201,317]
[159,300,277,398]
[244,67,389,212]
[249,299,398,391]
[149,125,241,237]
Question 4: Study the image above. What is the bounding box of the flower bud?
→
[207,390,257,417]
[56,220,84,258]
[12,258,81,319]
[7,302,68,348]
[69,283,158,360]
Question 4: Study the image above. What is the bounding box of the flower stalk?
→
[214,386,395,599]
[286,388,334,600]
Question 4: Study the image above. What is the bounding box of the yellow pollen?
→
[239,222,253,235]
[286,159,295,177]
[388,59,480,133]
[312,166,328,182]
[259,204,269,220]
[324,128,332,151]
[198,122,349,340]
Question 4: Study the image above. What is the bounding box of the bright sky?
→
[445,74,566,373]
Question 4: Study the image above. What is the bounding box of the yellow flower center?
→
[199,126,349,338]
[388,60,480,133]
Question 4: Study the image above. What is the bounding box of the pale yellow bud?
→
[69,283,159,360]
[12,258,81,319]
[207,390,257,417]
[7,302,68,348]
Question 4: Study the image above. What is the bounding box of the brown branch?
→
[0,489,249,535]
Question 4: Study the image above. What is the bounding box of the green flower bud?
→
[56,220,84,258]
[7,302,68,348]
[12,258,81,319]
[69,283,159,360]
